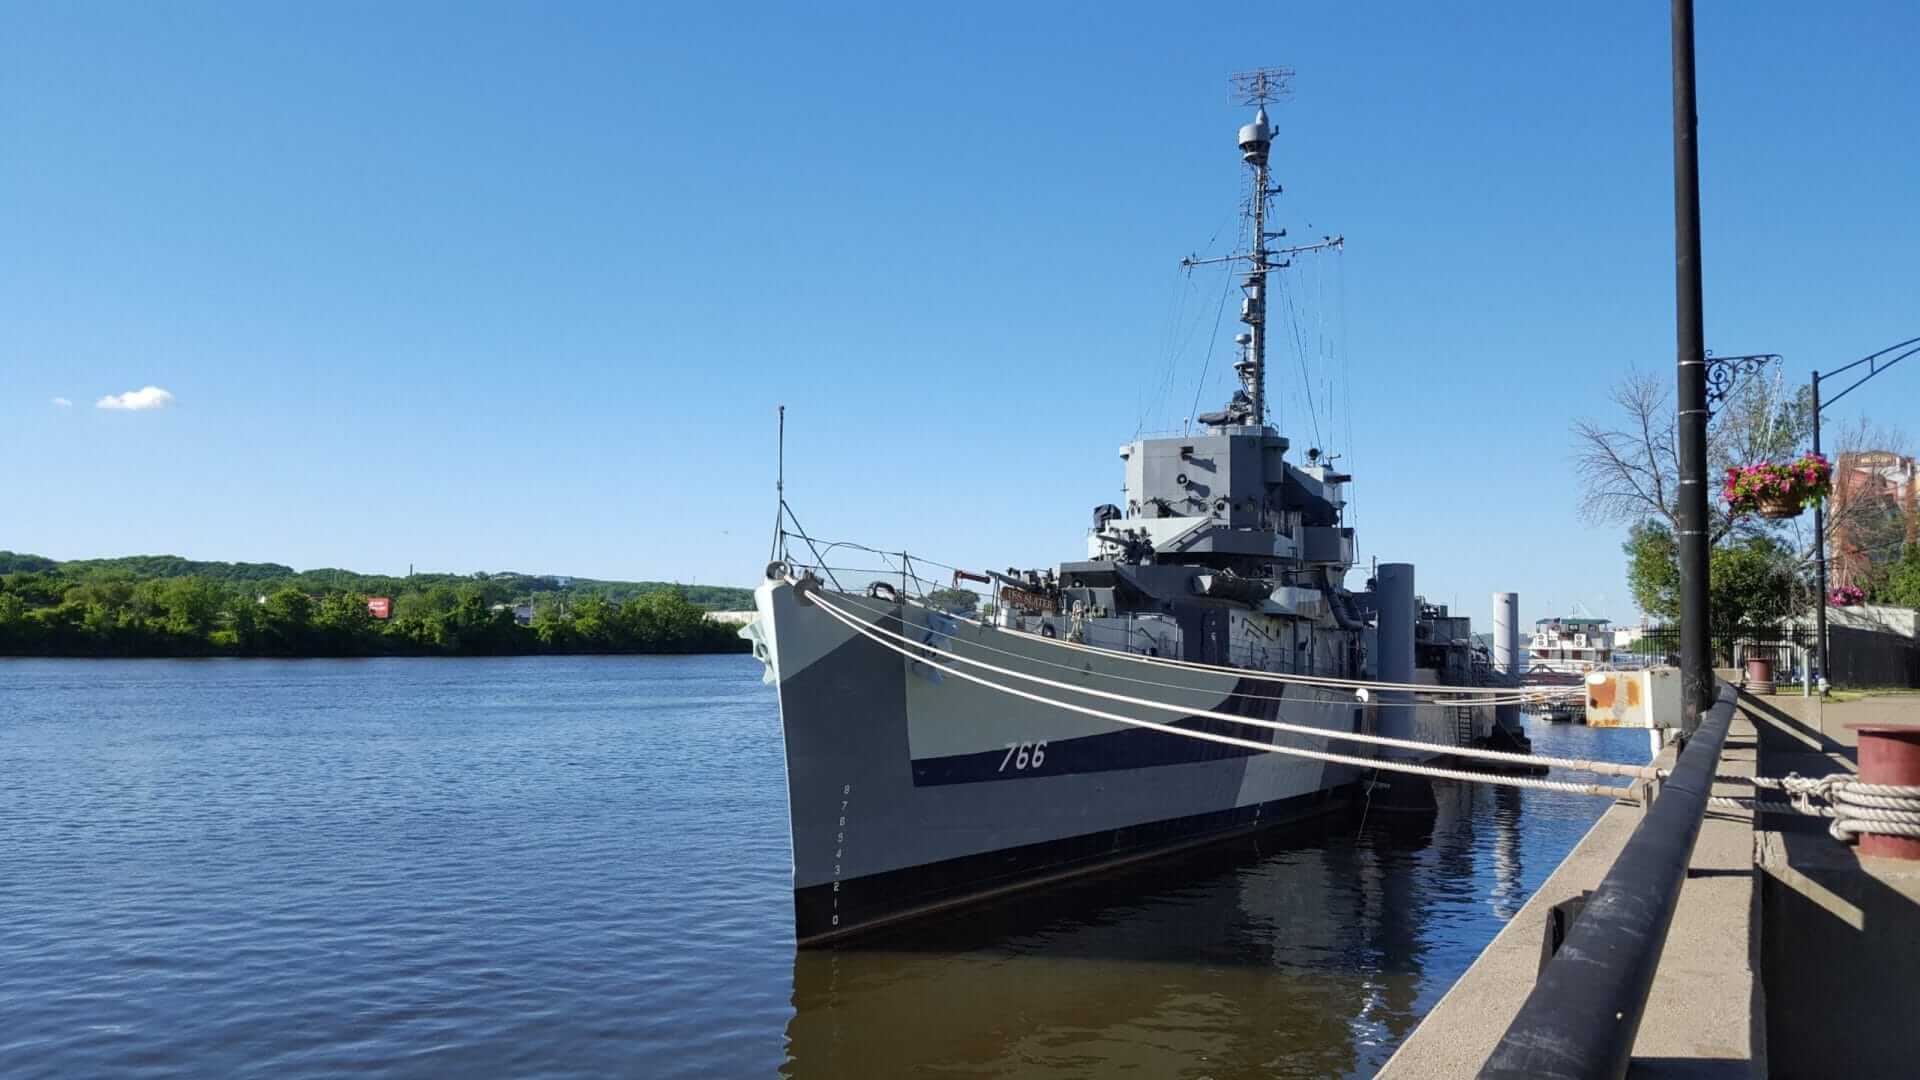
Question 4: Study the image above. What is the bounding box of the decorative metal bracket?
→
[1703,351,1781,418]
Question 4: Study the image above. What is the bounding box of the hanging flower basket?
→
[1723,453,1831,520]
[1828,584,1866,607]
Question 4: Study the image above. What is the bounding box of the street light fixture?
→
[1810,335,1920,692]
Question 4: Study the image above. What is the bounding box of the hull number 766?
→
[998,740,1048,772]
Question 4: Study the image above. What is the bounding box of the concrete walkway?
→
[1382,690,1920,1077]
[1378,711,1762,1078]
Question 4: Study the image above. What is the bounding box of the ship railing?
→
[774,530,1377,680]
[1479,680,1737,1079]
[775,531,998,612]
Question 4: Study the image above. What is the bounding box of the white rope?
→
[813,590,1640,780]
[836,582,1583,699]
[1714,773,1920,841]
[827,591,1578,710]
[805,589,1642,798]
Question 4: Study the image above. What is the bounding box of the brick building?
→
[1830,450,1919,589]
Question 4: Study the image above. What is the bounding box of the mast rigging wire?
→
[1184,267,1237,435]
[1277,269,1325,450]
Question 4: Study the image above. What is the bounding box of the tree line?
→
[0,551,753,611]
[0,559,750,658]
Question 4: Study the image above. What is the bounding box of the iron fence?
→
[1627,623,1918,689]
[1625,625,1808,675]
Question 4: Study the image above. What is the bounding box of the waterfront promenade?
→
[1383,687,1920,1077]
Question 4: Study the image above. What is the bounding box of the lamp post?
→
[1809,335,1920,692]
[1672,0,1773,734]
[1672,0,1711,735]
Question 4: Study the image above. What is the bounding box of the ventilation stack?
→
[1369,563,1435,813]
[1488,591,1533,754]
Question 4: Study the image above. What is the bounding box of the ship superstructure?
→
[747,77,1500,944]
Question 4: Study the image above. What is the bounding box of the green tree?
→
[570,593,616,651]
[0,553,750,658]
[255,587,315,654]
[1624,520,1681,620]
[1624,521,1798,637]
[1871,545,1920,610]
[158,577,225,640]
[0,591,27,651]
[530,595,574,650]
[622,590,712,652]
[0,571,67,609]
[1708,536,1798,638]
[219,595,261,652]
[438,589,521,655]
[313,591,374,654]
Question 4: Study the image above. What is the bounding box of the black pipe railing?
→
[1479,680,1737,1080]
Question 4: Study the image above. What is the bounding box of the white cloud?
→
[51,397,72,408]
[95,386,175,411]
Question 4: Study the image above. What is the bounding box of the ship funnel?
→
[1238,106,1271,164]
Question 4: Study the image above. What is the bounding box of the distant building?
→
[367,596,392,620]
[491,602,536,626]
[705,610,757,626]
[1831,450,1919,590]
[1529,617,1614,672]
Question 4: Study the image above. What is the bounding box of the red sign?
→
[367,596,392,620]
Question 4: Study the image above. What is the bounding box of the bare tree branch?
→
[1571,372,1678,528]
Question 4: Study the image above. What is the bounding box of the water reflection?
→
[0,661,1647,1078]
[1490,785,1526,919]
[784,726,1636,1079]
[784,813,1386,1078]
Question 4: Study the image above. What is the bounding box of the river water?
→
[0,655,1649,1078]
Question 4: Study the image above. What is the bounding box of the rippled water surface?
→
[1,656,1649,1077]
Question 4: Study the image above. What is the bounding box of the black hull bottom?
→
[795,783,1356,947]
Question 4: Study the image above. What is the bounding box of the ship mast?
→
[1239,96,1273,426]
[1182,67,1342,431]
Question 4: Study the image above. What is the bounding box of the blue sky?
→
[6,2,1917,627]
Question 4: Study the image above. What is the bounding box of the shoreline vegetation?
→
[0,552,752,659]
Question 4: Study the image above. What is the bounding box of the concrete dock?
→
[1381,687,1920,1078]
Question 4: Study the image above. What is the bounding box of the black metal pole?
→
[1672,0,1711,734]
[1812,373,1827,692]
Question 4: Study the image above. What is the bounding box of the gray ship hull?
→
[754,579,1379,945]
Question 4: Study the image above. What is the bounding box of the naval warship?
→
[746,82,1500,945]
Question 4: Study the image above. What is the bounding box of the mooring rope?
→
[1711,773,1920,841]
[806,589,1646,796]
[820,581,1581,699]
[826,591,1577,710]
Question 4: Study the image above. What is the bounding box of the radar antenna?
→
[1229,67,1294,107]
[1183,67,1340,431]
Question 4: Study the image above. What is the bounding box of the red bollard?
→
[1848,724,1920,861]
